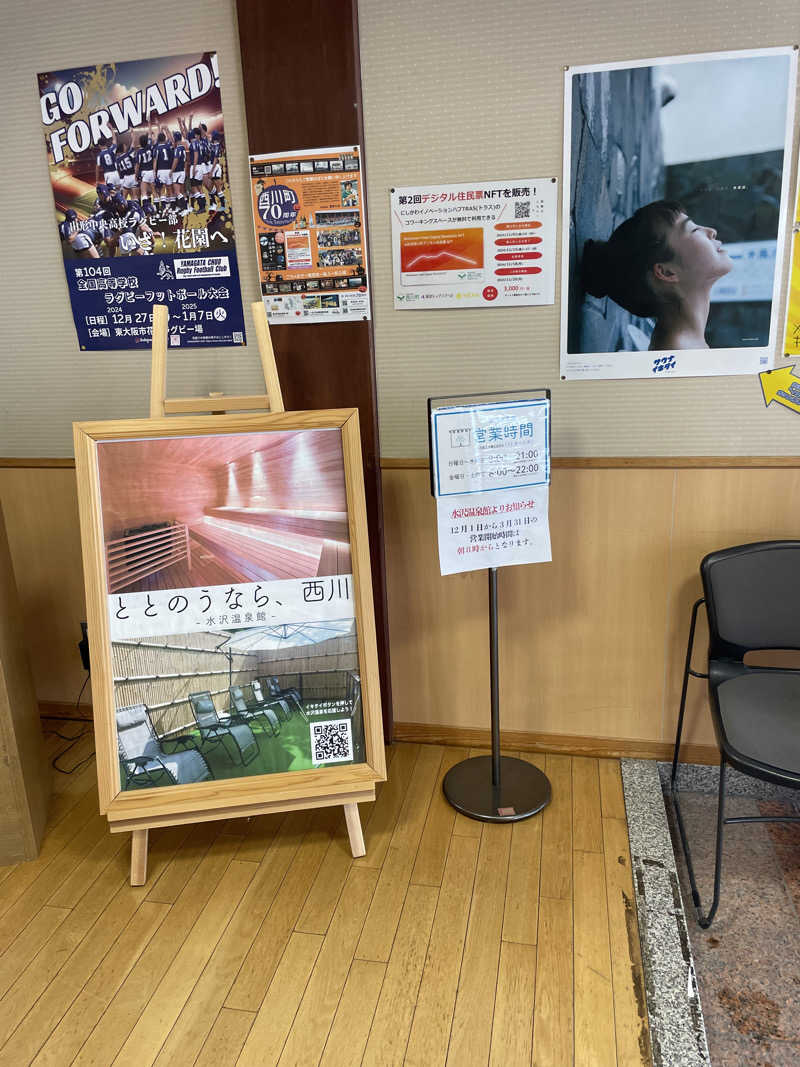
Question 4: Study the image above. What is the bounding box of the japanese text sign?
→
[430,395,552,576]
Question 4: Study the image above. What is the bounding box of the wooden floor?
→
[0,736,651,1066]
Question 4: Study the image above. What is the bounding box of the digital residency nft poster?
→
[390,179,557,310]
[38,52,246,350]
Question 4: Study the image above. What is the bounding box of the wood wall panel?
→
[0,469,89,708]
[381,469,490,725]
[0,501,49,862]
[500,469,675,740]
[2,463,798,755]
[381,464,800,750]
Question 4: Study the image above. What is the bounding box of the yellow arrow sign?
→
[760,364,800,414]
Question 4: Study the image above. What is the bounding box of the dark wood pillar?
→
[235,0,393,738]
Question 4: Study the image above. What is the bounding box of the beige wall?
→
[0,0,263,458]
[359,0,800,458]
[2,0,798,461]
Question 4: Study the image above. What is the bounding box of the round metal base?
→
[442,755,551,823]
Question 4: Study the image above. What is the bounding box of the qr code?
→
[233,331,243,343]
[514,201,530,219]
[169,334,181,346]
[310,719,353,764]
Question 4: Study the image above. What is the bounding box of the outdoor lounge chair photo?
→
[262,675,305,716]
[249,679,294,722]
[185,691,261,766]
[228,685,282,736]
[116,702,214,789]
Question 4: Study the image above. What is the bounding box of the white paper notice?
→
[391,179,557,310]
[431,397,552,575]
[436,485,551,575]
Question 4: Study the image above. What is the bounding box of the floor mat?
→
[664,779,800,1066]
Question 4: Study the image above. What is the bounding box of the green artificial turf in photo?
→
[121,705,365,790]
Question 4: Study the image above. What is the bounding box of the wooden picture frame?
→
[74,408,385,876]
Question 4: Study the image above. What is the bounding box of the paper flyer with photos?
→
[249,145,370,324]
[390,178,557,309]
[38,52,246,350]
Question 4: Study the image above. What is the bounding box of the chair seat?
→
[716,671,800,781]
[137,747,212,783]
[228,723,258,752]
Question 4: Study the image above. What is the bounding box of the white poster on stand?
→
[392,179,557,309]
[430,396,551,576]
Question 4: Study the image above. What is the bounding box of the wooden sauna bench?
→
[205,506,349,541]
[188,527,346,585]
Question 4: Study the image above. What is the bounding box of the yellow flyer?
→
[249,145,370,324]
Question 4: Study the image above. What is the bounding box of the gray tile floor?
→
[623,759,800,1066]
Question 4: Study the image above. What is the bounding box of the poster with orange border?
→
[249,145,370,324]
[390,178,557,309]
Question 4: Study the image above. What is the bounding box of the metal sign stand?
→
[430,389,552,823]
[442,566,551,821]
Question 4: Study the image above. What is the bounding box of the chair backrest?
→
[189,691,220,727]
[116,703,158,760]
[265,676,281,696]
[701,541,800,660]
[251,679,266,703]
[229,686,248,713]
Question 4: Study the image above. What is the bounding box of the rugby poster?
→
[38,52,246,351]
[249,146,371,323]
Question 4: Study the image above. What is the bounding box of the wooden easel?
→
[128,301,366,885]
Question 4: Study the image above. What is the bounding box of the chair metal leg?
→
[670,595,728,927]
[672,755,726,929]
[702,759,727,929]
[670,597,705,792]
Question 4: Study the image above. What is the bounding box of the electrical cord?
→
[51,672,96,774]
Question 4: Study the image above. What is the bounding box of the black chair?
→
[261,675,305,719]
[228,685,281,736]
[116,703,214,788]
[186,691,260,766]
[248,679,293,722]
[671,540,800,928]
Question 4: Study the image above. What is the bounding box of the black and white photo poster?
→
[561,47,797,380]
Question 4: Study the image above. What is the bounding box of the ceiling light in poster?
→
[561,47,797,380]
[391,179,557,309]
[249,146,370,324]
[37,52,246,351]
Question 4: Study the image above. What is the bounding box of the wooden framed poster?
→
[73,408,384,867]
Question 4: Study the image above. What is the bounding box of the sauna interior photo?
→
[2,1,800,1065]
[98,428,351,593]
